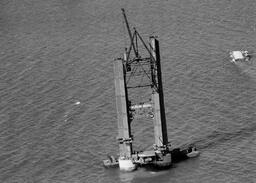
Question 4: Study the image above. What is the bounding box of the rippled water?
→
[1,0,256,182]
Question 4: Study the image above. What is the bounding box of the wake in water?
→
[235,62,256,79]
[191,121,256,150]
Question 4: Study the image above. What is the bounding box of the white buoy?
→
[75,101,80,105]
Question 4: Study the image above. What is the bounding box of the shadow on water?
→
[193,122,256,150]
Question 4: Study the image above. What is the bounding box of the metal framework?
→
[114,9,170,161]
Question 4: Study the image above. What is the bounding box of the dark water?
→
[1,0,256,182]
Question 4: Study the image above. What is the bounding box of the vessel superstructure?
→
[103,9,199,171]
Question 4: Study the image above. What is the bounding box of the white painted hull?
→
[118,158,137,171]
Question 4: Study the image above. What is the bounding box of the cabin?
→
[229,50,250,63]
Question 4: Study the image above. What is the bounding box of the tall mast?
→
[114,55,133,158]
[150,37,168,146]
